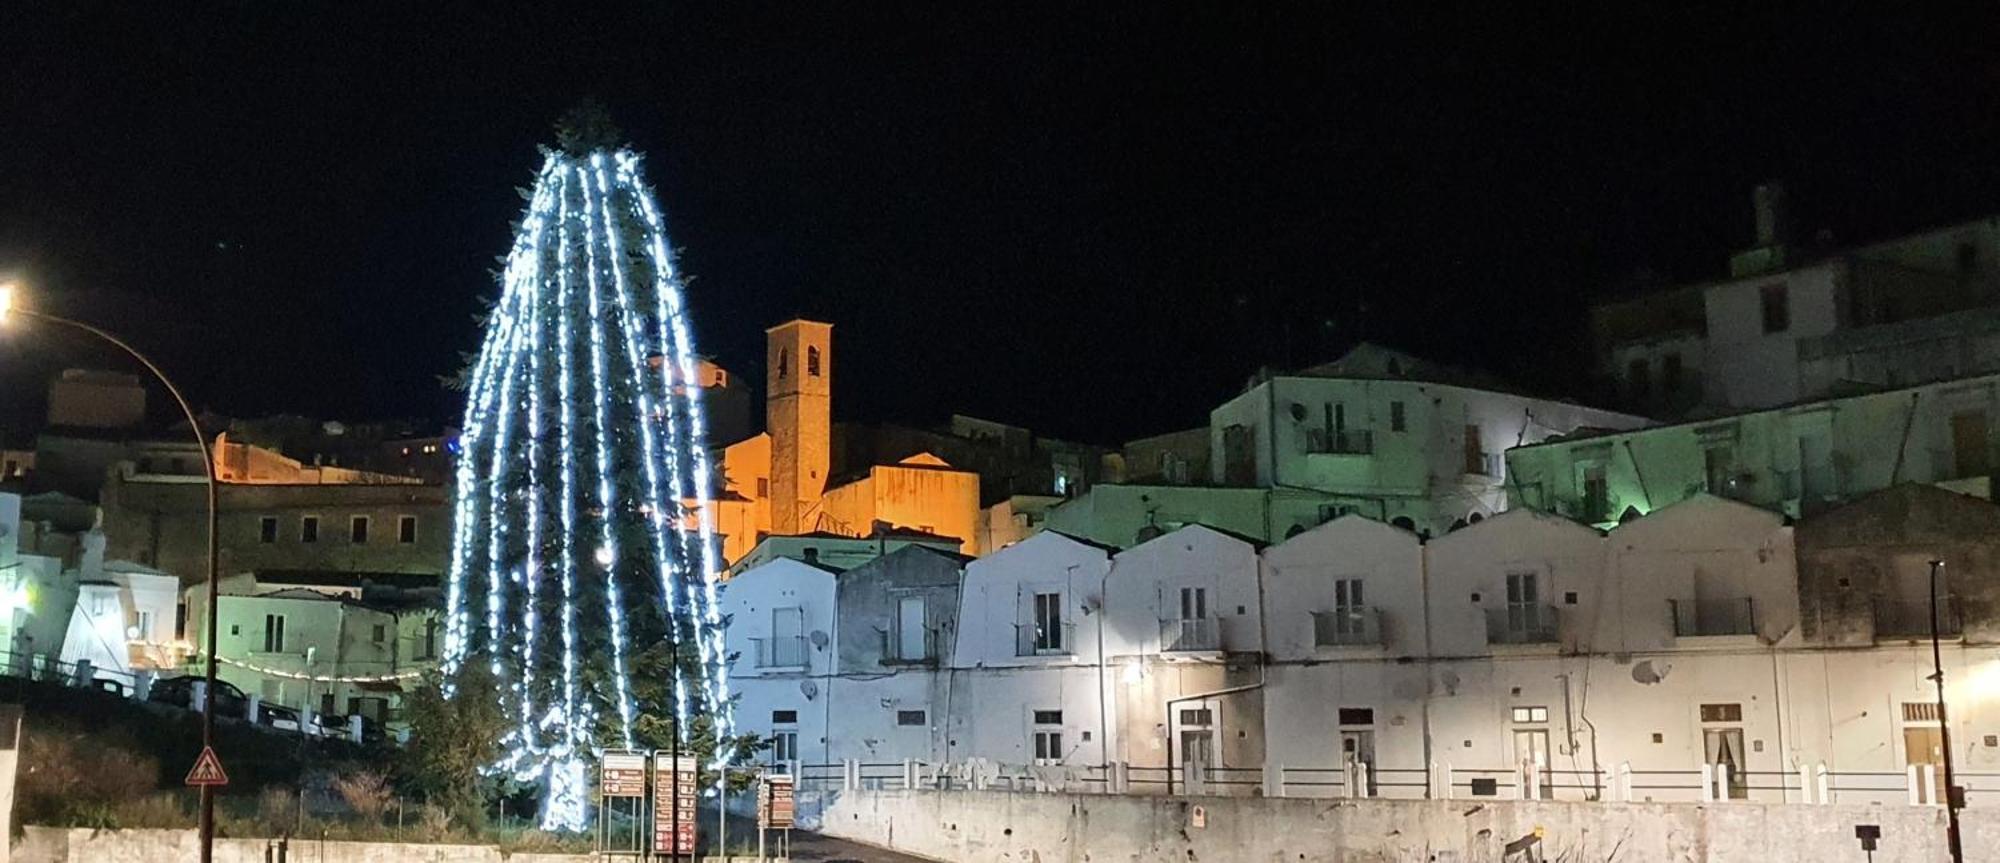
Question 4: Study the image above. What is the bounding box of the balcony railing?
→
[1670,598,1756,637]
[1873,596,1963,640]
[753,636,808,669]
[1015,622,1076,657]
[1485,606,1559,645]
[1159,617,1221,652]
[878,626,940,665]
[1305,429,1374,455]
[1312,608,1384,647]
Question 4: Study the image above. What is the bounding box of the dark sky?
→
[6,4,2000,444]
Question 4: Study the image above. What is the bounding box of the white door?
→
[897,596,926,660]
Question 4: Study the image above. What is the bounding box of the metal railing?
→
[1312,608,1383,647]
[1670,598,1756,637]
[1874,596,1962,639]
[878,626,939,665]
[753,636,809,668]
[1159,618,1220,652]
[1015,622,1077,657]
[1484,605,1559,645]
[1305,429,1373,455]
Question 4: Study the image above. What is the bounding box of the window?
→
[897,710,926,726]
[1580,464,1608,521]
[1662,353,1684,394]
[263,614,286,653]
[1703,446,1735,495]
[1627,359,1651,399]
[420,618,439,659]
[1700,703,1743,723]
[772,710,799,724]
[1389,401,1406,432]
[398,516,418,544]
[1178,586,1208,621]
[300,516,320,543]
[258,517,279,544]
[350,516,369,544]
[371,624,388,644]
[807,345,822,377]
[1032,592,1064,652]
[1511,706,1549,723]
[777,348,789,379]
[770,730,798,765]
[1032,710,1065,763]
[1337,708,1374,726]
[1759,284,1789,333]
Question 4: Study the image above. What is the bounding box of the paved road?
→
[783,830,939,862]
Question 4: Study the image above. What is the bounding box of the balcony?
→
[878,626,940,666]
[1873,596,1963,640]
[1305,429,1374,456]
[1670,598,1756,637]
[1015,622,1076,657]
[753,636,808,669]
[1485,606,1559,645]
[1312,607,1384,647]
[1159,617,1221,652]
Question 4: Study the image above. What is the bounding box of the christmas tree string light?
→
[443,133,732,830]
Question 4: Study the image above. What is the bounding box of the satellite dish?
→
[800,680,820,701]
[809,630,830,650]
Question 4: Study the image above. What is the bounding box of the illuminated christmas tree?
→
[442,109,733,830]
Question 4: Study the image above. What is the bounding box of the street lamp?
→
[1927,559,1964,863]
[0,282,224,863]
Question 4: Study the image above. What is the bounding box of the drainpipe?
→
[1889,392,1921,484]
[1419,538,1435,795]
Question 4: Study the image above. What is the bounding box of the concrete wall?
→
[13,828,593,863]
[817,788,2000,863]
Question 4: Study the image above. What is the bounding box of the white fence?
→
[781,756,2000,809]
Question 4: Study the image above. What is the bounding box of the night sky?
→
[6,5,2000,444]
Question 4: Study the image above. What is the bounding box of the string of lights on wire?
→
[442,141,731,831]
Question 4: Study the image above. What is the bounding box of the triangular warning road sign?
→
[184,746,229,787]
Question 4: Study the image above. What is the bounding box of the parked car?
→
[147,675,249,719]
[258,702,303,732]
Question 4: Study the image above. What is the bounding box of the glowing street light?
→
[0,282,223,863]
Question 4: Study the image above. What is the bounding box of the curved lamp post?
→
[1,283,223,863]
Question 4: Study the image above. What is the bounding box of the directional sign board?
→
[184,746,229,787]
[651,754,698,855]
[600,751,648,798]
[759,774,795,829]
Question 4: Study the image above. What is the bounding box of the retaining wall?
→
[818,788,2000,862]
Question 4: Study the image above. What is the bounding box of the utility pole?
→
[1927,559,1963,863]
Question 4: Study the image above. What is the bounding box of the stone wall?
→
[818,788,2000,862]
